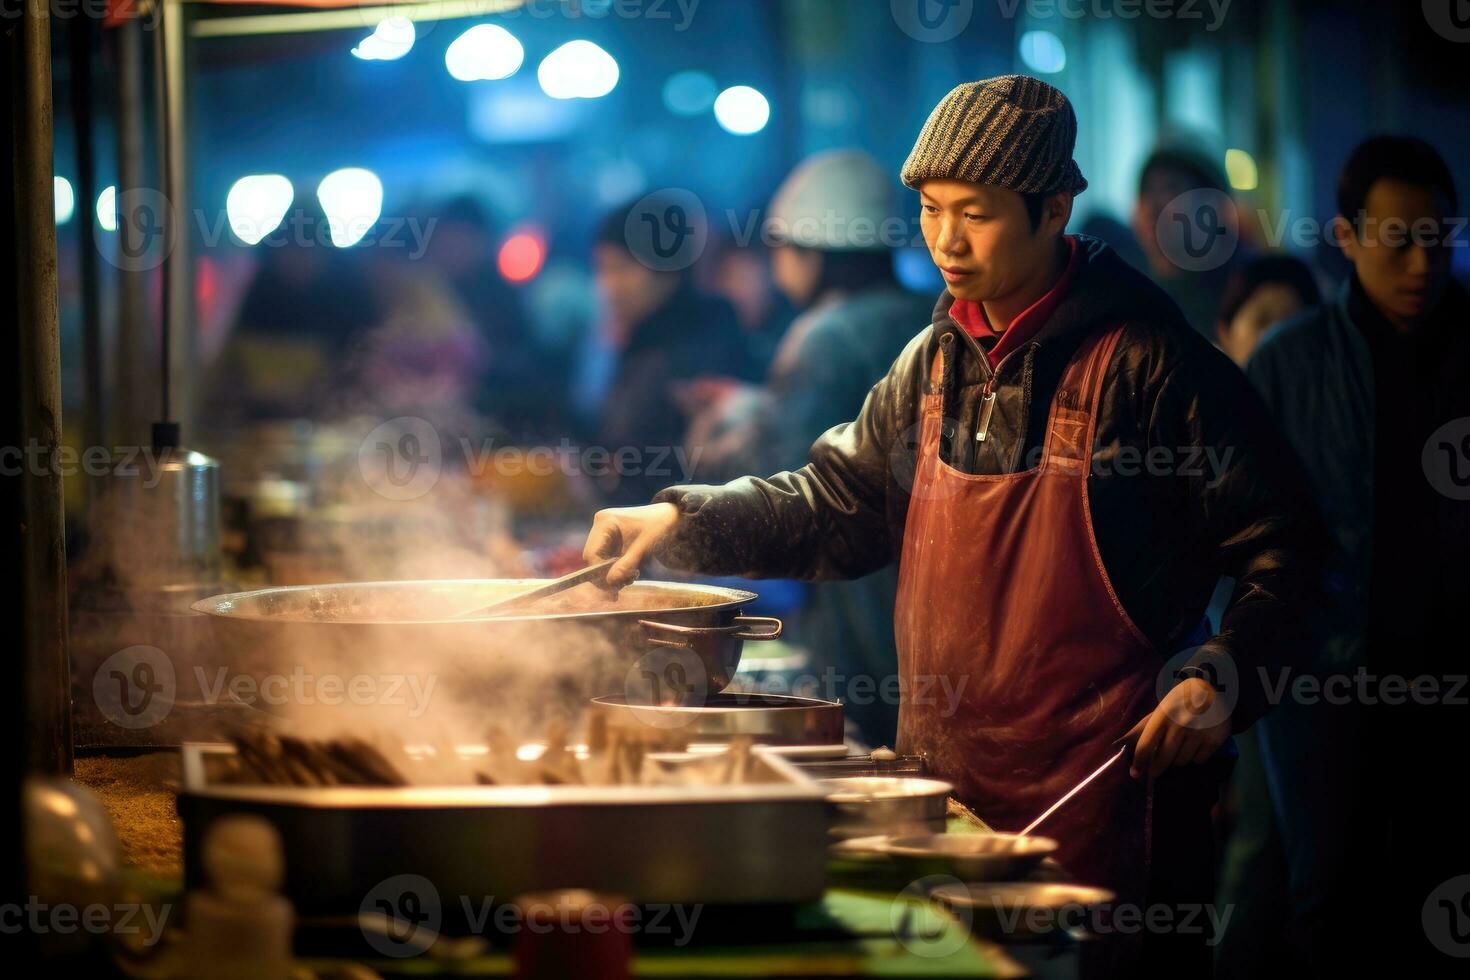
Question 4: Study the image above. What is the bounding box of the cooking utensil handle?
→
[730,615,783,641]
[638,615,784,649]
[639,618,712,650]
[1017,745,1129,837]
[454,559,617,619]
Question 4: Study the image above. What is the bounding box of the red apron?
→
[894,324,1157,907]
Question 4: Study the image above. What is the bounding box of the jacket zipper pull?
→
[975,382,996,443]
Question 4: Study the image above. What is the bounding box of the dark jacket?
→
[1247,276,1470,668]
[598,283,748,504]
[654,235,1327,731]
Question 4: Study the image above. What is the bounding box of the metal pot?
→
[189,580,783,728]
[821,776,953,841]
[589,692,845,747]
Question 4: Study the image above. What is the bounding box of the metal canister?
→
[74,447,228,746]
[89,447,222,589]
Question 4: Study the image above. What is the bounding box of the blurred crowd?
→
[199,139,1459,488]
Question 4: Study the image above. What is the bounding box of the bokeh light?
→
[663,70,718,116]
[54,176,75,225]
[316,167,383,247]
[498,230,546,282]
[96,185,116,232]
[713,85,770,135]
[1019,31,1067,74]
[445,23,524,82]
[226,174,294,245]
[538,40,619,100]
[1225,148,1259,191]
[352,17,415,62]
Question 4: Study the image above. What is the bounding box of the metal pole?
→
[70,14,105,469]
[114,17,152,448]
[5,0,74,778]
[157,0,194,443]
[152,5,176,435]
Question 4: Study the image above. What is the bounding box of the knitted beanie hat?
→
[901,74,1088,196]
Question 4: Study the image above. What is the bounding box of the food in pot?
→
[219,732,409,787]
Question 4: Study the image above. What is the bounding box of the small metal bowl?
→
[930,882,1116,939]
[885,833,1059,882]
[821,776,952,841]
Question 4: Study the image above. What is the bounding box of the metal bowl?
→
[885,833,1058,882]
[590,693,845,747]
[930,882,1116,939]
[821,776,952,841]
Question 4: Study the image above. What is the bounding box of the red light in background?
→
[196,254,218,309]
[498,231,545,283]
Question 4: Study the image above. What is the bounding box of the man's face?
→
[1336,177,1454,330]
[770,244,821,308]
[918,179,1066,304]
[1217,281,1308,368]
[594,243,674,332]
[1132,166,1213,277]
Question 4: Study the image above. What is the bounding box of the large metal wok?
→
[190,580,783,718]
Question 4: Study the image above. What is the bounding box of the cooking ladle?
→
[451,558,620,619]
[1016,744,1130,837]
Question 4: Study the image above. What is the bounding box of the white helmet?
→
[766,149,897,252]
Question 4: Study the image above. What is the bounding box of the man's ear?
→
[1331,215,1358,261]
[1045,192,1074,235]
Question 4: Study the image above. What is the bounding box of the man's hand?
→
[1124,678,1230,780]
[583,502,681,588]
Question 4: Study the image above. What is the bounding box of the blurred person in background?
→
[1213,254,1322,367]
[419,196,554,441]
[1245,135,1470,975]
[681,150,934,745]
[348,243,488,428]
[1210,255,1325,978]
[1078,211,1148,272]
[1133,145,1248,337]
[1209,258,1322,977]
[592,195,751,505]
[202,194,375,430]
[700,230,794,377]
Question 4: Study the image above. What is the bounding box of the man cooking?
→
[584,75,1324,977]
